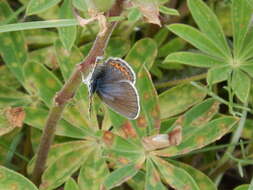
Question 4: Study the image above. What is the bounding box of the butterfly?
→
[82,57,140,120]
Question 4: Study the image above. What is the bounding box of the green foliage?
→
[0,0,252,189]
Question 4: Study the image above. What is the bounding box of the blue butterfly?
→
[82,57,140,120]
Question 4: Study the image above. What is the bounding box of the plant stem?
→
[31,0,124,186]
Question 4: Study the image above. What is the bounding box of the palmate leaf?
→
[58,0,77,51]
[167,24,227,60]
[159,83,206,119]
[40,145,93,190]
[188,0,231,58]
[26,0,61,15]
[207,65,231,85]
[64,178,80,190]
[27,140,89,175]
[153,157,200,190]
[231,69,251,103]
[170,160,217,190]
[145,158,167,190]
[0,1,27,84]
[24,106,90,139]
[231,0,252,59]
[103,161,143,190]
[78,149,109,190]
[0,166,38,190]
[154,116,238,157]
[164,52,225,68]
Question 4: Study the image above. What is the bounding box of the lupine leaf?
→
[103,162,142,189]
[58,0,77,51]
[154,116,238,157]
[232,0,252,58]
[165,52,225,67]
[40,146,93,190]
[0,1,27,83]
[23,61,62,107]
[207,65,231,85]
[78,149,109,190]
[232,69,251,103]
[27,140,89,175]
[153,157,200,190]
[26,0,61,15]
[159,83,206,119]
[167,24,227,60]
[0,166,38,190]
[145,158,167,190]
[64,178,80,190]
[188,0,231,58]
[170,160,217,190]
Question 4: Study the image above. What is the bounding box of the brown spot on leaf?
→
[5,107,25,128]
[196,136,205,146]
[137,115,147,128]
[121,121,137,138]
[118,157,129,165]
[103,131,114,145]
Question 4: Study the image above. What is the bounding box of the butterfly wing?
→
[103,58,136,84]
[97,80,140,119]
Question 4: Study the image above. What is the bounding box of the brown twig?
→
[31,0,124,186]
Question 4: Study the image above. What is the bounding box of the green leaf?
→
[240,63,253,78]
[134,68,161,137]
[103,162,141,189]
[126,38,157,71]
[154,116,238,157]
[183,98,220,127]
[207,65,231,85]
[26,0,61,15]
[154,27,169,47]
[164,52,225,68]
[128,7,142,22]
[234,184,250,190]
[64,178,80,190]
[28,141,88,174]
[0,166,38,190]
[73,0,87,12]
[24,29,58,46]
[78,149,109,190]
[0,2,28,83]
[0,19,78,33]
[167,24,227,59]
[188,0,231,58]
[232,69,251,103]
[0,87,30,108]
[153,157,200,190]
[58,0,77,51]
[40,146,93,190]
[145,158,167,190]
[239,27,253,60]
[159,6,179,16]
[158,37,186,58]
[0,66,21,89]
[103,131,143,162]
[170,160,217,190]
[232,0,252,58]
[159,84,206,119]
[24,106,89,138]
[23,61,62,106]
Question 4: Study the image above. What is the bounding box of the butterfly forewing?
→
[97,80,140,119]
[103,58,136,84]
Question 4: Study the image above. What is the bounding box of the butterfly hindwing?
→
[96,80,140,119]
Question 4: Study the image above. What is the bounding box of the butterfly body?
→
[83,57,140,120]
